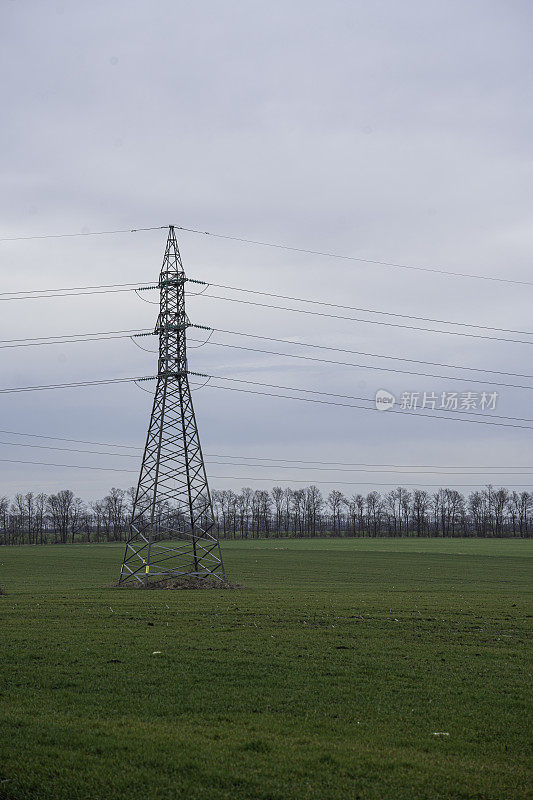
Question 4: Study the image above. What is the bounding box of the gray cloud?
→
[1,0,532,498]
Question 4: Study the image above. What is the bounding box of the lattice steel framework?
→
[119,226,225,585]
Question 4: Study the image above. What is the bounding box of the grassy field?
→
[0,538,531,800]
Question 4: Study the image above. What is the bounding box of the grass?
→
[0,538,531,800]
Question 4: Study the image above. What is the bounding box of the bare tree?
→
[34,493,47,545]
[1,482,532,544]
[103,488,127,542]
[283,488,293,533]
[272,486,284,534]
[412,489,430,537]
[509,491,532,537]
[12,494,26,545]
[305,485,323,536]
[366,492,382,537]
[23,493,36,545]
[291,489,305,535]
[491,488,509,536]
[0,497,10,545]
[47,490,80,544]
[385,490,400,536]
[399,488,412,535]
[468,491,487,537]
[238,487,253,538]
[327,490,346,535]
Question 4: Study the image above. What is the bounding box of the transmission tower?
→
[119,226,225,585]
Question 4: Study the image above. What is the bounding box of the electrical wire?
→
[0,225,167,243]
[188,329,214,349]
[209,328,533,381]
[134,289,160,305]
[0,457,134,472]
[0,429,141,449]
[192,293,533,345]
[191,381,533,431]
[0,332,151,350]
[192,373,533,423]
[190,281,533,337]
[0,221,529,286]
[2,271,529,338]
[1,371,531,428]
[206,455,533,471]
[0,328,148,344]
[0,439,138,458]
[188,338,533,391]
[0,456,530,488]
[0,281,148,297]
[175,224,533,287]
[0,376,155,394]
[1,439,533,475]
[134,379,157,395]
[0,328,533,388]
[192,375,212,391]
[0,427,531,470]
[0,287,154,302]
[204,461,533,476]
[213,478,533,487]
[130,336,157,354]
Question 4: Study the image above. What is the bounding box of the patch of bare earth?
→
[113,577,245,590]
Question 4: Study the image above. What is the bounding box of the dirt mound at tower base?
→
[113,576,245,590]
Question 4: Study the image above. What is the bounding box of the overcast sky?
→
[1,0,532,501]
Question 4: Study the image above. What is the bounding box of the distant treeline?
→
[0,485,531,545]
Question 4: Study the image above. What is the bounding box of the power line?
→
[0,226,167,243]
[1,221,529,286]
[205,455,533,471]
[0,281,147,297]
[204,460,533,476]
[192,381,533,431]
[0,332,151,350]
[1,371,531,428]
[192,293,533,346]
[0,287,155,302]
[175,224,533,287]
[2,438,533,475]
[3,275,529,337]
[210,478,533,488]
[191,339,533,391]
[1,457,531,488]
[4,276,532,353]
[0,327,147,344]
[208,328,533,381]
[130,337,158,354]
[191,281,533,337]
[214,479,533,487]
[0,427,531,470]
[0,375,155,395]
[0,439,138,459]
[0,457,134,473]
[194,373,533,423]
[2,321,532,387]
[0,429,141,450]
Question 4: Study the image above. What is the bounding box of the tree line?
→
[0,484,531,545]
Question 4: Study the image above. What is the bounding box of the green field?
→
[0,539,531,800]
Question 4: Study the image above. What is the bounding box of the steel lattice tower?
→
[119,226,225,585]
